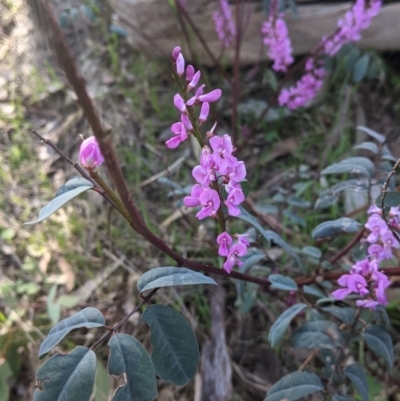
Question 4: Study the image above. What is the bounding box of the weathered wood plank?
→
[110,0,400,65]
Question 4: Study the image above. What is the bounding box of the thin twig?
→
[330,228,366,265]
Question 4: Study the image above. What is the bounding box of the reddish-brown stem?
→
[330,228,366,265]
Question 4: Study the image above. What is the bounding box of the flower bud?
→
[79,136,104,169]
[172,46,181,60]
[176,53,185,76]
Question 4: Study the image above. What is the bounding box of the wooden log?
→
[110,0,400,65]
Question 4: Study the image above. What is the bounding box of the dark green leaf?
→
[292,321,341,349]
[108,334,157,401]
[344,363,369,401]
[39,307,105,358]
[141,305,199,386]
[312,218,361,239]
[269,274,298,291]
[362,325,394,367]
[283,210,306,227]
[94,361,110,401]
[357,126,385,143]
[238,207,301,267]
[24,177,93,225]
[344,47,360,71]
[353,141,378,154]
[301,246,322,259]
[137,267,217,294]
[378,192,400,209]
[303,285,326,298]
[34,346,96,401]
[322,306,357,326]
[333,395,356,401]
[265,371,323,401]
[268,303,307,347]
[320,159,371,177]
[0,359,12,401]
[353,54,369,83]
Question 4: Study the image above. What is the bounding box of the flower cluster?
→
[167,47,248,274]
[261,0,294,72]
[278,58,325,109]
[212,0,236,48]
[166,47,221,149]
[278,0,382,109]
[323,0,382,56]
[79,136,104,169]
[332,205,397,309]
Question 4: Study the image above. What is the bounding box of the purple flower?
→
[188,70,201,91]
[367,205,382,215]
[199,102,210,123]
[176,53,185,76]
[228,161,246,183]
[261,5,294,72]
[356,299,379,309]
[213,0,236,48]
[186,65,195,82]
[186,84,206,106]
[183,184,203,207]
[172,46,181,60]
[192,164,216,187]
[332,273,369,301]
[196,188,221,220]
[217,231,233,256]
[365,214,387,243]
[79,136,104,169]
[165,122,188,149]
[198,89,222,103]
[173,94,187,113]
[223,242,247,273]
[224,187,245,216]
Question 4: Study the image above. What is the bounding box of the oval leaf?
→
[108,334,157,401]
[320,162,370,178]
[269,274,298,291]
[357,126,385,143]
[39,307,105,358]
[137,267,217,294]
[292,320,341,349]
[301,246,322,259]
[378,192,400,209]
[265,371,323,401]
[238,207,301,267]
[344,363,369,401]
[353,141,378,154]
[362,325,394,367]
[141,305,199,386]
[353,54,369,83]
[312,218,361,239]
[303,285,326,298]
[323,306,357,326]
[268,303,307,347]
[25,177,94,225]
[34,346,96,401]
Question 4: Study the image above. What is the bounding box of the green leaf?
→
[292,320,341,349]
[238,207,301,267]
[269,274,298,291]
[47,285,61,325]
[357,126,385,143]
[141,305,199,386]
[333,395,356,401]
[362,325,394,367]
[303,285,326,298]
[378,192,400,209]
[344,363,369,401]
[137,267,217,294]
[322,306,357,326]
[353,141,378,154]
[265,371,323,401]
[39,307,105,358]
[24,177,94,225]
[34,346,96,401]
[353,54,369,83]
[301,246,322,259]
[108,334,157,401]
[312,218,361,239]
[268,303,307,347]
[94,361,110,401]
[320,162,370,178]
[0,359,12,401]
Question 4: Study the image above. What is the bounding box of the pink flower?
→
[79,136,104,169]
[224,187,245,216]
[223,242,247,273]
[198,89,222,103]
[356,299,379,309]
[165,122,188,149]
[192,164,216,187]
[188,70,201,91]
[176,53,185,76]
[332,273,369,300]
[217,232,233,256]
[365,214,387,243]
[173,94,187,113]
[186,65,195,82]
[172,46,181,59]
[183,184,203,207]
[199,102,210,123]
[261,3,294,72]
[213,0,236,47]
[196,189,221,220]
[209,134,234,174]
[186,84,205,106]
[228,161,246,183]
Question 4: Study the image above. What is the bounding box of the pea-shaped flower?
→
[79,136,104,169]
